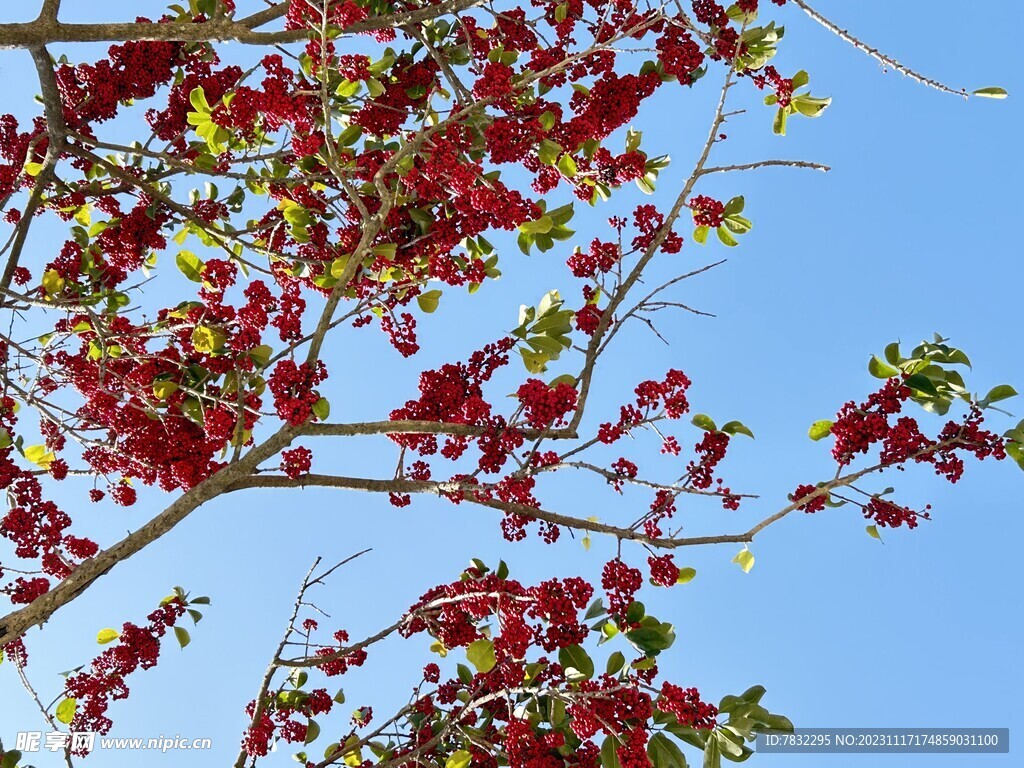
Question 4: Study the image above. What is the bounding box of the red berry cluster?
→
[281,447,313,479]
[792,483,826,513]
[269,359,328,426]
[516,379,579,429]
[657,22,705,81]
[242,686,334,757]
[648,554,679,587]
[659,682,719,728]
[632,204,683,254]
[567,239,620,278]
[686,431,730,489]
[64,599,186,751]
[864,498,930,529]
[601,559,643,618]
[689,195,726,227]
[1,397,98,592]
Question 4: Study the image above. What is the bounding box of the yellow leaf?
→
[429,640,448,658]
[24,444,55,469]
[153,380,180,399]
[191,326,226,354]
[447,750,472,768]
[42,269,65,296]
[56,697,77,724]
[97,628,120,644]
[342,735,363,767]
[732,548,755,574]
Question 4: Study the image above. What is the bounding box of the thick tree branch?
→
[0,424,301,646]
[0,0,484,49]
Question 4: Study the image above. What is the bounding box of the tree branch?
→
[789,0,967,98]
[305,419,577,440]
[0,0,485,49]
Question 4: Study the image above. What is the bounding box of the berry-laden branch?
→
[0,0,1016,765]
[230,556,788,768]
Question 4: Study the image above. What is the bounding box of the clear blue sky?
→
[1,1,1021,766]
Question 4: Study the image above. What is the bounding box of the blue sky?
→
[1,1,1021,767]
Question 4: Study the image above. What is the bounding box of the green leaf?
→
[691,414,717,432]
[601,736,622,768]
[1006,442,1024,471]
[466,638,497,673]
[189,85,212,113]
[56,697,77,724]
[625,601,646,624]
[372,243,398,260]
[884,341,901,365]
[866,524,883,541]
[792,94,831,117]
[625,618,676,656]
[584,598,606,620]
[739,685,767,704]
[176,250,205,282]
[868,355,899,379]
[446,750,472,768]
[250,344,273,368]
[904,373,939,396]
[723,196,745,216]
[538,139,563,166]
[716,226,738,247]
[1,750,21,768]
[519,215,554,235]
[721,421,754,439]
[772,107,788,136]
[174,626,191,649]
[417,289,442,314]
[97,628,120,645]
[625,127,643,153]
[693,225,709,245]
[305,718,321,745]
[606,650,626,675]
[808,420,833,441]
[337,125,364,146]
[723,215,752,234]
[557,153,578,178]
[973,86,1008,99]
[676,567,697,584]
[312,397,331,421]
[757,713,794,733]
[703,735,721,768]
[983,384,1017,404]
[648,732,688,768]
[549,695,567,726]
[520,347,549,373]
[558,644,595,679]
[732,548,755,574]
